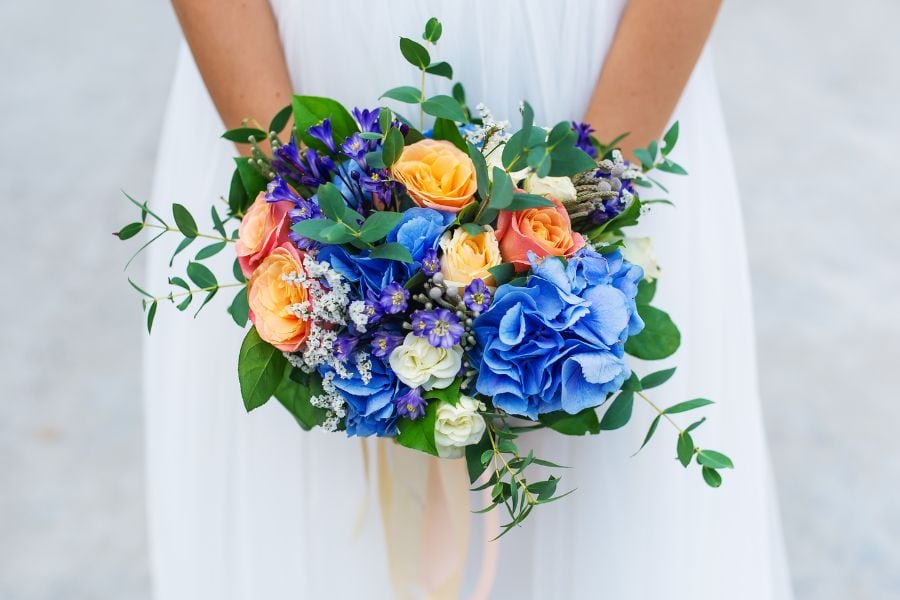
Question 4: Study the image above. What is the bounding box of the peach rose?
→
[390,139,477,213]
[439,226,502,288]
[236,192,293,278]
[496,197,585,271]
[247,243,311,352]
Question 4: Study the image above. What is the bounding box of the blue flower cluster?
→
[472,249,644,419]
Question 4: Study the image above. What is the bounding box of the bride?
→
[144,0,793,598]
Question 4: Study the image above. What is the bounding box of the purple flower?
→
[333,334,358,362]
[572,122,597,158]
[363,290,384,324]
[378,282,409,315]
[341,132,369,162]
[308,119,337,153]
[266,177,301,204]
[463,278,491,313]
[421,248,441,276]
[393,387,427,420]
[413,308,464,349]
[353,107,382,134]
[371,331,403,358]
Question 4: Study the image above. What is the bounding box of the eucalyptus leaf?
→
[676,432,695,467]
[381,127,405,167]
[222,127,266,143]
[369,242,414,263]
[316,183,346,221]
[172,204,198,238]
[360,211,404,243]
[227,286,249,327]
[487,263,516,285]
[399,37,430,69]
[539,408,600,436]
[662,121,679,156]
[432,118,466,151]
[488,167,514,209]
[423,17,443,43]
[599,390,634,430]
[195,241,227,260]
[696,450,734,469]
[421,95,466,122]
[702,466,722,487]
[467,142,490,200]
[425,61,453,79]
[269,104,292,135]
[186,261,217,289]
[146,300,158,334]
[663,398,714,415]
[117,222,143,240]
[641,367,677,390]
[505,193,555,211]
[168,236,194,268]
[380,86,423,104]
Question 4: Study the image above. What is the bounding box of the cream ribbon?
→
[369,439,500,599]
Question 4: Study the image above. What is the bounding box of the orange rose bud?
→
[390,139,477,213]
[236,192,293,278]
[247,243,311,352]
[496,197,585,271]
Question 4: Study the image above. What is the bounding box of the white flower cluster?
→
[309,371,347,433]
[464,103,511,146]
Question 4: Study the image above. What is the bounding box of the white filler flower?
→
[434,395,487,459]
[389,334,462,390]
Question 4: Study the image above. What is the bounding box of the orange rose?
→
[247,243,311,352]
[438,226,502,288]
[496,197,585,271]
[390,139,477,213]
[236,192,292,278]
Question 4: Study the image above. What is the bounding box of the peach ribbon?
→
[369,439,500,599]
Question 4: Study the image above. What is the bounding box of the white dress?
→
[144,1,793,598]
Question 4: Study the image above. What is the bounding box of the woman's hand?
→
[584,0,722,161]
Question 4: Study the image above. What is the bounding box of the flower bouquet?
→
[119,18,732,535]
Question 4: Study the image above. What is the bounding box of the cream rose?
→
[438,226,502,288]
[522,173,577,203]
[433,395,487,459]
[621,237,661,281]
[388,333,462,390]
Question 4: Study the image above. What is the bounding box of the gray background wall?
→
[1,1,898,598]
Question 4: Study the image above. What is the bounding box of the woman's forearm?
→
[172,0,292,143]
[584,0,722,159]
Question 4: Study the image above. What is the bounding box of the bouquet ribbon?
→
[367,440,499,599]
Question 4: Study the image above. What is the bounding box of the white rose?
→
[433,395,487,459]
[621,237,661,281]
[483,138,529,182]
[388,333,462,390]
[522,173,577,203]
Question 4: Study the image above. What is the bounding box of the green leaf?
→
[487,263,516,286]
[193,287,218,317]
[291,218,345,244]
[369,242,414,263]
[172,204,198,238]
[636,415,661,453]
[228,167,250,216]
[702,466,722,487]
[210,206,227,237]
[380,86,423,104]
[686,417,706,433]
[269,104,292,135]
[461,222,485,237]
[234,157,269,199]
[195,241,227,260]
[422,378,462,405]
[467,142,490,200]
[656,159,688,175]
[423,17,443,43]
[664,398,714,415]
[421,95,466,122]
[452,82,466,105]
[365,150,386,169]
[696,450,734,469]
[378,106,393,133]
[238,327,288,412]
[425,61,453,79]
[222,127,266,143]
[432,118,466,151]
[128,278,152,298]
[465,432,492,484]
[635,278,657,304]
[547,121,573,147]
[227,286,249,327]
[168,236,194,267]
[505,193,555,211]
[233,257,247,283]
[116,222,143,240]
[539,408,601,436]
[599,390,634,430]
[359,211,404,243]
[620,372,642,392]
[275,368,328,430]
[488,167,514,209]
[501,130,525,171]
[547,143,596,177]
[624,304,681,360]
[397,401,440,456]
[633,148,655,170]
[146,300,158,334]
[662,121,679,156]
[641,367,677,390]
[676,432,695,467]
[291,95,358,152]
[186,261,217,289]
[381,127,405,167]
[399,37,430,69]
[519,101,535,148]
[316,183,346,221]
[527,145,551,178]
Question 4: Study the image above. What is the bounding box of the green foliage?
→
[676,431,695,467]
[316,183,346,221]
[662,121,679,156]
[425,61,453,79]
[432,118,466,151]
[227,286,249,327]
[467,142,490,200]
[275,368,328,430]
[696,449,734,469]
[291,218,355,245]
[399,37,430,69]
[369,242,414,263]
[116,222,143,240]
[269,104,292,135]
[488,167,514,209]
[664,398,714,414]
[238,327,287,412]
[359,211,404,243]
[624,304,681,360]
[422,95,467,122]
[195,241,227,260]
[145,300,158,334]
[234,157,268,201]
[539,407,601,435]
[487,263,516,286]
[505,193,554,211]
[222,127,267,143]
[172,204,198,238]
[599,390,634,430]
[635,278,657,305]
[381,86,423,104]
[641,367,677,390]
[422,378,462,405]
[186,261,216,288]
[465,432,493,484]
[702,466,722,487]
[291,95,358,152]
[423,17,442,43]
[397,401,440,456]
[381,127,405,166]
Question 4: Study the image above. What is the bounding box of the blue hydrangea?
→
[323,355,399,437]
[472,249,644,419]
[385,207,453,263]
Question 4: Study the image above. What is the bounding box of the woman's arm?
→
[171,0,292,149]
[584,0,722,159]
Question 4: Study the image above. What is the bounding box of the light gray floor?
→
[1,1,898,598]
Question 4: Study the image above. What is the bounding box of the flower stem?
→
[636,390,684,435]
[487,422,537,506]
[152,282,243,303]
[143,223,234,244]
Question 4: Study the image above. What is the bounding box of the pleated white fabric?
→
[144,1,793,598]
